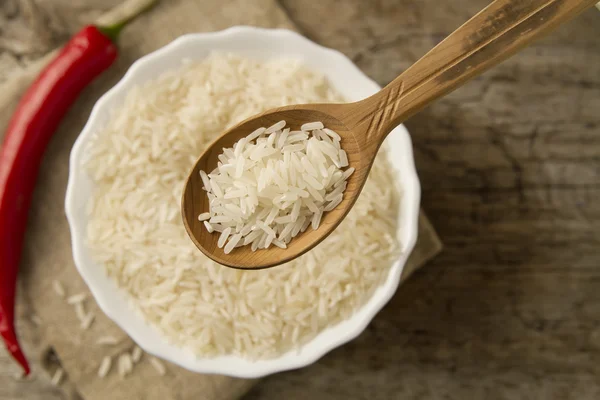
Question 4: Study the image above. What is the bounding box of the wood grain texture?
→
[243,0,600,399]
[363,0,599,133]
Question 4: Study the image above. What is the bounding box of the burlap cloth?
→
[0,0,442,398]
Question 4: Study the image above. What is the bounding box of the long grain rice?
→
[51,368,64,386]
[96,336,119,346]
[80,313,95,330]
[67,293,87,305]
[199,121,352,253]
[132,346,143,363]
[118,354,133,377]
[98,356,112,378]
[84,54,402,359]
[149,357,166,376]
[52,280,66,298]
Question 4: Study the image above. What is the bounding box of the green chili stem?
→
[98,0,159,41]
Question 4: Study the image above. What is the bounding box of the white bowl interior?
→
[65,26,421,378]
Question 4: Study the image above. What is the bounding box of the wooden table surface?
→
[1,0,599,399]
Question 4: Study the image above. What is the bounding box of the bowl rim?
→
[65,25,421,378]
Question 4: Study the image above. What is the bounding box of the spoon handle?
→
[349,0,596,147]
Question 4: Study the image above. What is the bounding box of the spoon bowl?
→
[183,0,597,269]
[182,106,371,269]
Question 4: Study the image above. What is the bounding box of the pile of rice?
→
[199,119,355,253]
[84,53,402,358]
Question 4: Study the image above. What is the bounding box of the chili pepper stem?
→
[98,0,159,41]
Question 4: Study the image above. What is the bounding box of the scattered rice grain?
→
[84,54,402,360]
[51,368,64,386]
[98,356,112,378]
[67,293,87,305]
[149,357,166,376]
[52,280,66,298]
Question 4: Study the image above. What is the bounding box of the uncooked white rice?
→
[118,354,133,377]
[67,293,87,305]
[199,120,354,253]
[149,357,166,376]
[84,54,401,359]
[131,346,143,363]
[51,368,64,386]
[74,302,87,322]
[96,336,119,346]
[52,280,66,297]
[80,313,95,330]
[98,356,112,378]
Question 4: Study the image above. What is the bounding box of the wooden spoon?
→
[182,0,596,269]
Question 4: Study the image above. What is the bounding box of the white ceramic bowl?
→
[65,26,421,378]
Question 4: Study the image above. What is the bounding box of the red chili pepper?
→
[0,0,156,376]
